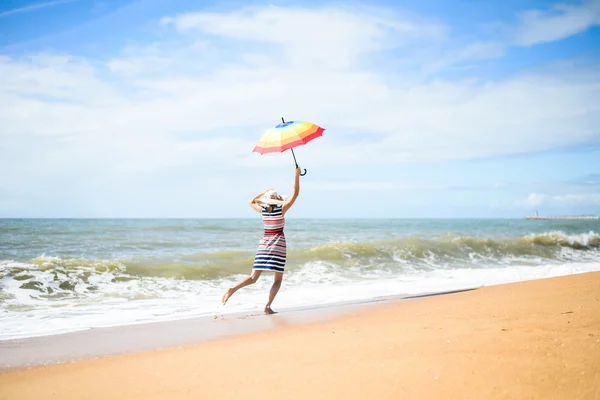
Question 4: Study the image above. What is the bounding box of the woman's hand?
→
[251,189,271,206]
[295,168,301,177]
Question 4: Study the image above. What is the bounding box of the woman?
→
[222,167,301,314]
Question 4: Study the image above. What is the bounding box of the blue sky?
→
[0,0,599,218]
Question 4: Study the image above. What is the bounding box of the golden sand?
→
[1,272,599,399]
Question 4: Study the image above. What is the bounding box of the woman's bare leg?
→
[222,270,262,305]
[264,272,283,314]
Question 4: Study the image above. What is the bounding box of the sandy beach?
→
[1,272,599,400]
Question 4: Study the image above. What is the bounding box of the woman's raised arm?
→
[282,168,301,216]
[249,189,270,213]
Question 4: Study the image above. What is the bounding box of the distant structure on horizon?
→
[526,210,600,220]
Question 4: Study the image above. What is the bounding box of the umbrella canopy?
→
[252,120,324,154]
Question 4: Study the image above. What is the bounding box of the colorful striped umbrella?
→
[253,118,324,176]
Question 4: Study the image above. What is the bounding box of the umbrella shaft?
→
[282,117,300,169]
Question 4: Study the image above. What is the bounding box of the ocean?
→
[1,218,599,340]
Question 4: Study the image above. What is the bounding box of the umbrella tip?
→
[281,117,285,123]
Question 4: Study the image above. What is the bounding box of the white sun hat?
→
[258,189,288,205]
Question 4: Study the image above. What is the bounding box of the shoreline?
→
[0,288,477,371]
[1,272,599,399]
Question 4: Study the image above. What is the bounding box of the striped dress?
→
[253,205,287,273]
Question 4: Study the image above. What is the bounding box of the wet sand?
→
[1,272,599,399]
[0,297,391,370]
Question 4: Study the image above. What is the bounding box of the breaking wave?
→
[0,231,598,296]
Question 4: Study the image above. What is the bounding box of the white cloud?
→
[1,4,600,216]
[161,5,445,70]
[0,0,77,18]
[305,181,508,193]
[517,193,600,207]
[514,0,600,46]
[553,193,600,205]
[422,41,506,73]
[518,193,548,207]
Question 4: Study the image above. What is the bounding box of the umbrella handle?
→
[294,161,308,176]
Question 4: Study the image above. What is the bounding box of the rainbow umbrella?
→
[253,117,324,176]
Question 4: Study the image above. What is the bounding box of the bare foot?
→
[264,306,277,315]
[222,288,234,305]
